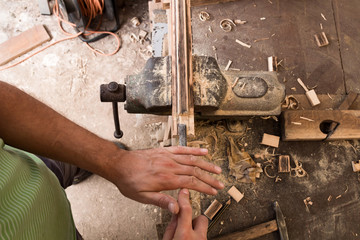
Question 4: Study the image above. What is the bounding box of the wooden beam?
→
[0,25,50,66]
[213,220,278,240]
[170,0,195,138]
[282,110,360,141]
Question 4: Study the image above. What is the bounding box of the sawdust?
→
[227,137,262,183]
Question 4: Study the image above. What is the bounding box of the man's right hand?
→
[106,146,224,214]
[163,189,208,240]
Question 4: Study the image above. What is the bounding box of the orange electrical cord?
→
[0,0,121,71]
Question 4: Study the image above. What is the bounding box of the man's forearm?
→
[0,81,120,177]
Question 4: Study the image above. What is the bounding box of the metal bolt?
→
[108,82,118,92]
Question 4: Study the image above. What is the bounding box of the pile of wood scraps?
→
[227,137,263,183]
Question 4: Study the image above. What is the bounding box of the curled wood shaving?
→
[264,164,276,178]
[220,19,236,32]
[282,95,300,110]
[199,11,210,21]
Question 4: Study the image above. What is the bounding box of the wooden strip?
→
[171,0,194,137]
[282,110,360,141]
[213,220,278,240]
[0,25,50,66]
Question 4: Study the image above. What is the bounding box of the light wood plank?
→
[0,25,50,66]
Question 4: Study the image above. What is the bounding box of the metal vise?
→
[100,56,285,137]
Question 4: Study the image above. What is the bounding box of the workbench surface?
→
[187,0,360,239]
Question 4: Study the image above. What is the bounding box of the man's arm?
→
[0,81,224,213]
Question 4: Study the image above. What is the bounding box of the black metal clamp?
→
[100,82,126,139]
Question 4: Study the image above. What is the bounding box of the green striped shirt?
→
[0,139,76,239]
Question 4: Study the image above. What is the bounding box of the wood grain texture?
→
[282,110,360,141]
[0,25,50,66]
[171,0,195,136]
[213,220,278,240]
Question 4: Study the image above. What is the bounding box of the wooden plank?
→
[171,0,195,137]
[213,220,278,240]
[282,110,360,141]
[0,25,50,66]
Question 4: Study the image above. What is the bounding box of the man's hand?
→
[163,189,208,240]
[106,146,224,214]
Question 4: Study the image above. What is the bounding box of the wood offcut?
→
[204,199,223,220]
[261,133,280,148]
[227,186,244,203]
[0,25,51,66]
[314,32,329,47]
[278,155,291,173]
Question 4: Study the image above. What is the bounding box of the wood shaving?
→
[292,122,302,125]
[300,116,314,122]
[327,93,333,100]
[254,37,270,43]
[327,195,332,201]
[275,176,282,182]
[291,87,297,91]
[209,26,213,33]
[236,39,251,48]
[234,19,247,25]
[231,77,240,89]
[199,11,210,21]
[220,19,236,32]
[336,195,342,199]
[321,13,327,21]
[225,60,232,71]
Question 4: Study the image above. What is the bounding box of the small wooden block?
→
[0,25,51,66]
[227,186,244,203]
[305,90,321,107]
[352,161,360,172]
[204,199,222,220]
[261,133,280,148]
[278,155,291,173]
[314,32,329,47]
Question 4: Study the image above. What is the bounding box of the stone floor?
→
[0,0,165,239]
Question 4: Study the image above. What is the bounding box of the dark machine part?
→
[100,82,126,138]
[124,55,285,116]
[59,0,122,43]
[100,55,285,137]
